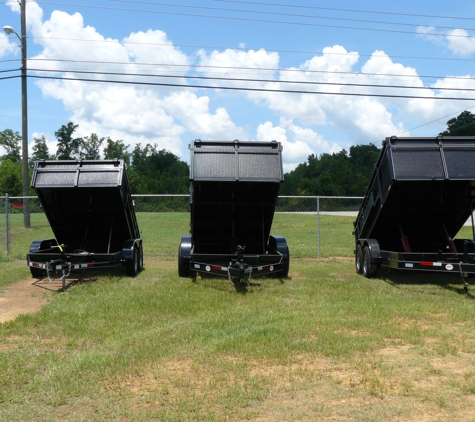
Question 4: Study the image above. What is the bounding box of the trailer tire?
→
[30,266,46,278]
[282,245,290,278]
[138,243,144,271]
[362,246,377,278]
[355,244,363,274]
[178,235,193,278]
[126,246,140,277]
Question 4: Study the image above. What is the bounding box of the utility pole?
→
[20,0,30,228]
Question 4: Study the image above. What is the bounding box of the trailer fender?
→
[269,235,290,277]
[29,238,59,254]
[178,235,193,277]
[356,239,380,261]
[122,239,142,261]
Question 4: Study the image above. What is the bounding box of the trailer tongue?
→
[354,136,475,290]
[178,139,290,285]
[27,159,143,287]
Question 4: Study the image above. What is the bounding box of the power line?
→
[24,1,475,38]
[29,74,475,101]
[23,58,475,83]
[97,1,475,32]
[397,105,475,135]
[27,67,475,93]
[213,0,475,22]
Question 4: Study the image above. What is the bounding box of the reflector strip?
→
[421,262,442,267]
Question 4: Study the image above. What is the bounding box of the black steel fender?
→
[29,238,59,254]
[122,239,142,261]
[178,235,192,258]
[357,238,381,263]
[178,235,193,277]
[269,235,290,277]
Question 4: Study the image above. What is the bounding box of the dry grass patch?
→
[104,348,475,421]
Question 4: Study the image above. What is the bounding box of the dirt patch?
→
[0,278,69,323]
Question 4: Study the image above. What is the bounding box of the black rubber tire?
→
[282,245,290,278]
[362,246,377,278]
[30,266,45,278]
[138,243,144,271]
[355,244,363,274]
[126,246,139,277]
[178,254,190,277]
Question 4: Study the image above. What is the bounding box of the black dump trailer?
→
[354,136,475,287]
[28,159,143,284]
[178,139,290,285]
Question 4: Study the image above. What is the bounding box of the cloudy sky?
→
[1,0,475,171]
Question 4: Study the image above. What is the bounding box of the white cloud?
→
[417,26,475,56]
[5,3,250,160]
[446,29,475,56]
[163,91,247,140]
[0,33,19,58]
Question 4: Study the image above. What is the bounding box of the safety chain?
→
[458,261,470,294]
[46,260,71,283]
[227,264,252,286]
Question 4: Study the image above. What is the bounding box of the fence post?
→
[5,193,10,256]
[317,196,320,258]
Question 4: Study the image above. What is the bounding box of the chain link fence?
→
[0,194,362,259]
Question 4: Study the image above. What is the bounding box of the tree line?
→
[0,122,189,196]
[1,111,475,197]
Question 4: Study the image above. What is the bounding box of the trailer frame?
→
[27,159,143,286]
[353,136,475,291]
[178,139,290,285]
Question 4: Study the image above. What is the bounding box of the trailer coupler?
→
[46,259,71,289]
[227,260,252,286]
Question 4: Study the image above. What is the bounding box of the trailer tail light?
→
[73,263,95,269]
[420,262,442,267]
[212,265,224,271]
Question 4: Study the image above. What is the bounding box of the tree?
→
[31,135,52,164]
[55,122,82,160]
[440,111,475,136]
[130,143,189,193]
[0,129,21,164]
[280,143,381,196]
[103,138,131,165]
[80,133,104,160]
[0,159,23,196]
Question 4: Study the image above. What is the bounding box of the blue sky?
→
[1,0,475,171]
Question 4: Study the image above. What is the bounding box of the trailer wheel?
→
[126,246,140,277]
[282,245,290,278]
[362,246,377,278]
[178,235,193,278]
[138,243,144,271]
[30,267,46,278]
[355,244,363,274]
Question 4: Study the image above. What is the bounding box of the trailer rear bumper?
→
[382,250,475,274]
[190,253,286,279]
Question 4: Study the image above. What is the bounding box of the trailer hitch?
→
[227,245,252,285]
[46,259,71,290]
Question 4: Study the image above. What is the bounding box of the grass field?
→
[1,213,475,421]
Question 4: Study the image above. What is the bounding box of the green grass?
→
[1,213,475,420]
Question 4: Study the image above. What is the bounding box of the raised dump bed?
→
[27,159,143,284]
[354,136,475,287]
[178,139,289,284]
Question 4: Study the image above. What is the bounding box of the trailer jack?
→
[458,261,471,295]
[46,259,71,290]
[227,260,252,286]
